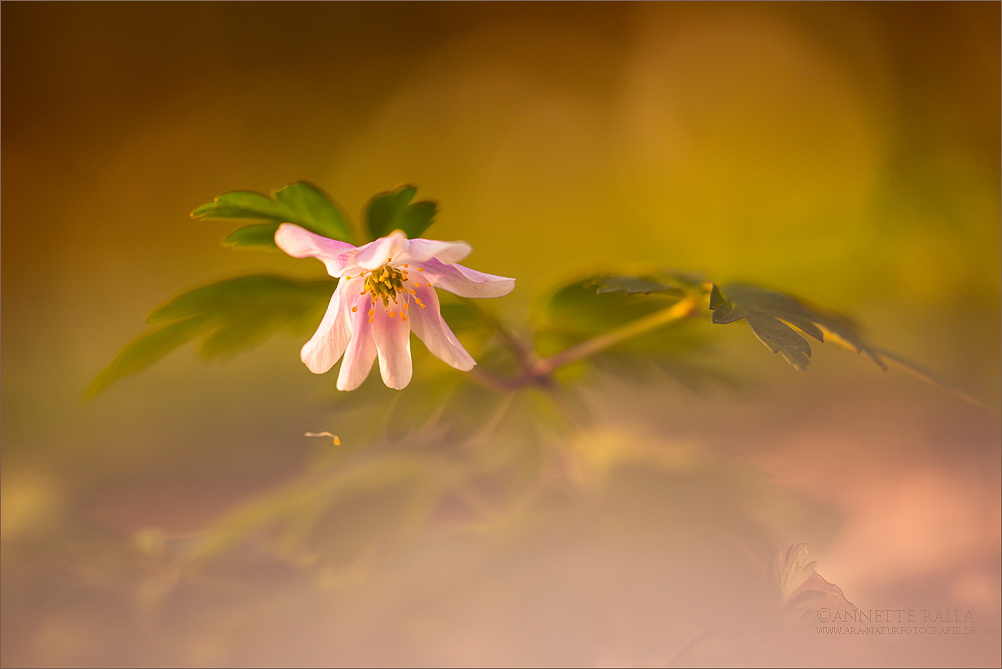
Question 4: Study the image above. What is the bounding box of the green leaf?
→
[223,223,282,248]
[192,182,352,244]
[84,315,217,399]
[543,273,699,339]
[535,274,704,376]
[709,283,886,372]
[594,276,684,296]
[85,275,337,398]
[545,277,679,339]
[364,184,438,241]
[537,273,723,389]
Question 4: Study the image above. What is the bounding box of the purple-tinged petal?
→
[405,239,472,264]
[419,258,515,298]
[408,284,476,371]
[354,230,410,270]
[275,224,358,277]
[336,297,378,391]
[300,280,355,374]
[370,301,413,390]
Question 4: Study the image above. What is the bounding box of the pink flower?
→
[275,225,515,390]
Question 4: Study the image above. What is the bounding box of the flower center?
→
[364,263,407,307]
[346,259,428,324]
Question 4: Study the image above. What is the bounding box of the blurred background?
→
[2,3,999,666]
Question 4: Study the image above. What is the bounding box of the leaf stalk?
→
[532,294,700,377]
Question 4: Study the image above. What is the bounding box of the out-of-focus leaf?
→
[192,182,351,246]
[774,543,817,603]
[593,346,744,396]
[594,276,683,296]
[775,543,857,621]
[871,348,990,410]
[222,222,282,248]
[364,184,437,241]
[85,275,337,397]
[543,275,685,340]
[436,375,516,444]
[535,273,725,390]
[144,275,335,333]
[709,283,886,372]
[536,273,705,363]
[594,271,708,296]
[785,573,857,616]
[176,449,442,570]
[438,300,493,337]
[84,316,216,399]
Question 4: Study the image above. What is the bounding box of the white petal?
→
[408,284,476,371]
[370,301,413,390]
[405,238,472,264]
[336,297,378,391]
[354,230,410,270]
[300,280,354,374]
[275,224,358,277]
[419,258,515,298]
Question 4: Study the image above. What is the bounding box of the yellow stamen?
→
[351,306,357,312]
[417,267,424,272]
[356,261,416,316]
[403,263,408,268]
[388,311,395,318]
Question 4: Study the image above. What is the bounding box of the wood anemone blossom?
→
[275,225,515,391]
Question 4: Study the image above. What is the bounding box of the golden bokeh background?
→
[2,3,999,666]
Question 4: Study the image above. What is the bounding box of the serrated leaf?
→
[85,275,337,398]
[709,283,886,372]
[364,184,438,241]
[192,181,351,244]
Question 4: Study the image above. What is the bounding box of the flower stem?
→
[460,296,539,373]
